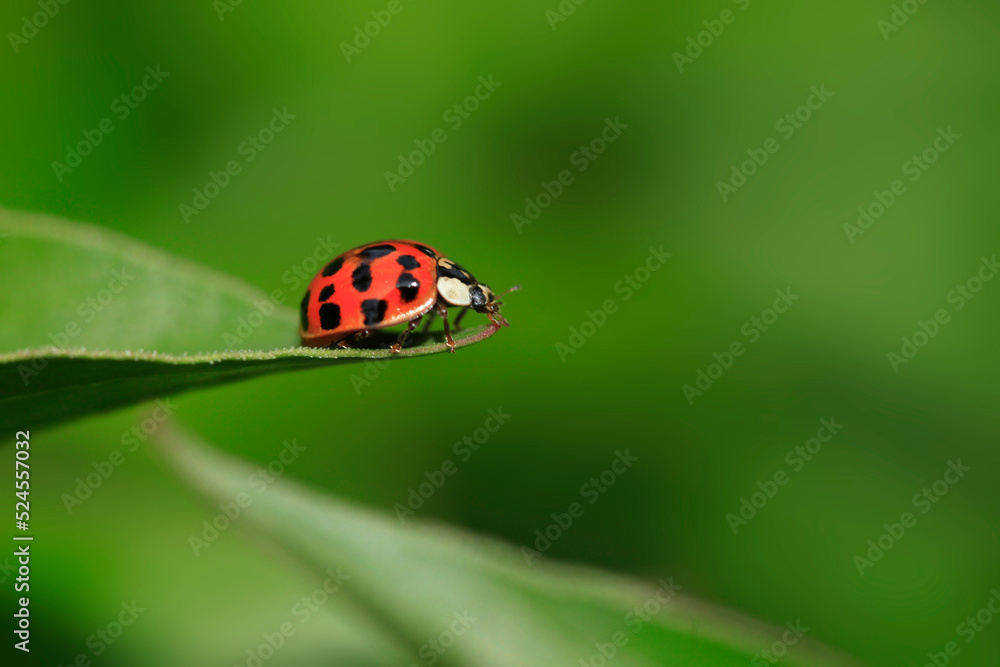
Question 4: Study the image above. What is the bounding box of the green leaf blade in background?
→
[156,424,864,667]
[0,208,499,431]
[0,207,297,354]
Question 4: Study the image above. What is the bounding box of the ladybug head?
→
[435,256,517,328]
[470,283,518,328]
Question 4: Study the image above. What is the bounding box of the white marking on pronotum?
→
[438,276,471,306]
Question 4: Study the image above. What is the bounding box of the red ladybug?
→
[299,240,515,352]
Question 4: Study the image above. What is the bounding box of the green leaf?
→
[0,208,499,432]
[156,425,863,667]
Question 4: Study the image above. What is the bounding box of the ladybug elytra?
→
[299,240,515,352]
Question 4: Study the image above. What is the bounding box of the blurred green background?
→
[2,0,999,665]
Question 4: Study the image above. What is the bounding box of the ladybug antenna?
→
[493,284,520,307]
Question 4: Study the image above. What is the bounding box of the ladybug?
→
[299,240,516,353]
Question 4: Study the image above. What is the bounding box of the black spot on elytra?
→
[319,303,341,330]
[437,262,475,285]
[360,243,396,259]
[319,284,335,301]
[397,272,420,302]
[396,254,420,270]
[299,290,310,330]
[321,257,344,277]
[352,263,373,292]
[414,244,438,258]
[361,299,388,325]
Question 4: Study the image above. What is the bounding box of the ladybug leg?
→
[486,312,509,329]
[390,316,422,353]
[419,311,436,333]
[452,306,470,329]
[436,303,457,353]
[334,330,370,349]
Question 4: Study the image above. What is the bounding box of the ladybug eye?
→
[469,285,487,309]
